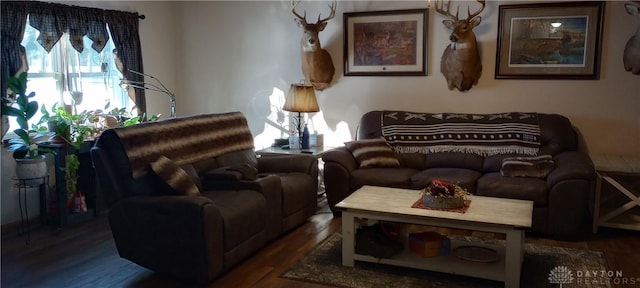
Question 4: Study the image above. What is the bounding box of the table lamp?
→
[283,83,319,149]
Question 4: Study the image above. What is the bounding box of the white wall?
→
[176,0,639,154]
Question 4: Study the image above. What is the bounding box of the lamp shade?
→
[283,84,319,113]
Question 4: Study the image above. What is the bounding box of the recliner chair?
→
[91,112,318,283]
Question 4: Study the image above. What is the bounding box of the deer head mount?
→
[435,0,485,92]
[292,0,336,91]
[624,1,640,75]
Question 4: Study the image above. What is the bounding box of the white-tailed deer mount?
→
[435,0,485,92]
[624,1,640,74]
[292,0,336,91]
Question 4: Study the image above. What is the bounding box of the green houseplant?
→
[2,72,54,180]
[38,102,95,206]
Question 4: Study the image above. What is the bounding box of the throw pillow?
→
[149,156,200,196]
[501,155,555,178]
[345,137,400,168]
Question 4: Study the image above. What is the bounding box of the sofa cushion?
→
[350,168,418,190]
[216,149,258,169]
[425,152,484,171]
[501,155,555,178]
[410,168,481,192]
[345,138,400,168]
[149,156,200,196]
[477,173,548,205]
[397,153,427,170]
[200,189,267,251]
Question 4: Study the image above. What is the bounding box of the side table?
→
[591,155,640,233]
[13,175,49,245]
[256,146,335,198]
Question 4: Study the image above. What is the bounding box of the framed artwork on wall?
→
[495,1,605,80]
[343,9,428,76]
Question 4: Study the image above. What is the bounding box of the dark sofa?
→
[91,112,318,283]
[322,111,595,238]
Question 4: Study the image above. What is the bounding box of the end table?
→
[591,155,640,233]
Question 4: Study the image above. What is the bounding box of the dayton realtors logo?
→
[548,266,574,287]
[549,266,639,286]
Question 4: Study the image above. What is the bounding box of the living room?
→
[1,0,639,287]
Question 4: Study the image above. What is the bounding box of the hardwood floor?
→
[2,199,639,288]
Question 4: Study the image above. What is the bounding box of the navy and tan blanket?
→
[381,111,541,156]
[112,112,254,179]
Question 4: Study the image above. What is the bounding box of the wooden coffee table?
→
[335,185,533,288]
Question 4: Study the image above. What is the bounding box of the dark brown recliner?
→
[91,112,317,283]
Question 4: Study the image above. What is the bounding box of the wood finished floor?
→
[2,199,640,288]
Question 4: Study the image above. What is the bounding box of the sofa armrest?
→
[321,147,359,214]
[547,151,595,187]
[108,195,223,283]
[545,151,596,239]
[321,147,358,172]
[201,174,283,238]
[257,154,318,174]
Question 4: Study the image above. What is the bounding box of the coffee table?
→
[335,185,533,288]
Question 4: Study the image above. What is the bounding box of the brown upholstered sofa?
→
[91,112,318,283]
[322,111,595,239]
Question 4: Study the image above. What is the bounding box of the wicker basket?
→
[422,194,464,209]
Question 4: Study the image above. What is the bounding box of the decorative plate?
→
[453,246,499,263]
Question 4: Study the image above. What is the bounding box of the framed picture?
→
[344,9,428,76]
[495,1,605,80]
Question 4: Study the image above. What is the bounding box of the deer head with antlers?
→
[292,0,336,91]
[435,0,485,92]
[624,1,640,74]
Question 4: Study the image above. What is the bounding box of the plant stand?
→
[13,175,49,245]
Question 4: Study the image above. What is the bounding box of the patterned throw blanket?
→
[113,112,254,179]
[381,111,541,156]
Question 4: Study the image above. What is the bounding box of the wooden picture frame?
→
[495,1,605,80]
[343,9,428,76]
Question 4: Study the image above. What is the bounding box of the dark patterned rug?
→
[282,232,611,288]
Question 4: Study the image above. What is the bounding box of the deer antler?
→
[291,0,308,25]
[317,0,337,24]
[434,0,460,21]
[465,0,486,21]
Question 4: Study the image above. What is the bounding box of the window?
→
[6,18,136,132]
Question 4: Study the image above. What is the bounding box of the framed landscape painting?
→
[495,1,605,80]
[344,9,428,76]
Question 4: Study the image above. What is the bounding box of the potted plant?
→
[2,72,54,182]
[42,105,94,210]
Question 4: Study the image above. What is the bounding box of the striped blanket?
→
[381,111,540,156]
[112,112,254,179]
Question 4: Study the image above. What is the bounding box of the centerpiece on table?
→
[421,180,470,209]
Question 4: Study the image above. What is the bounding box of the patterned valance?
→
[1,1,146,114]
[27,3,110,53]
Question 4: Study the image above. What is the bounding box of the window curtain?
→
[0,1,146,114]
[105,11,146,114]
[1,1,28,97]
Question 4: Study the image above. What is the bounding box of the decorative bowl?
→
[421,194,465,209]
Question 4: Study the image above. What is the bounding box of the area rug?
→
[282,232,611,288]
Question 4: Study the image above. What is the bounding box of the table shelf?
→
[354,239,506,282]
